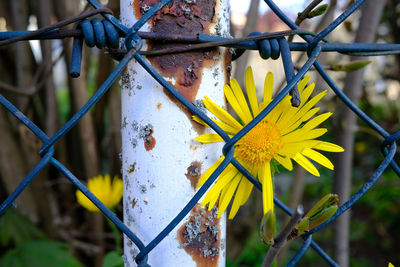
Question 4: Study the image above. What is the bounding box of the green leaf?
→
[0,241,83,267]
[0,208,45,246]
[0,250,24,267]
[330,61,371,72]
[103,251,124,267]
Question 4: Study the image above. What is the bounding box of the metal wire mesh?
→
[0,0,399,266]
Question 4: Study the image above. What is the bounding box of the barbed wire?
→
[0,0,399,266]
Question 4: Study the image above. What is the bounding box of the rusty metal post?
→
[120,0,231,266]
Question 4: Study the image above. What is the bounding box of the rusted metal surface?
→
[178,204,221,267]
[185,161,202,189]
[133,0,219,104]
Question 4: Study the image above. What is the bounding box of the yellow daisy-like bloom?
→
[76,174,123,212]
[194,67,344,219]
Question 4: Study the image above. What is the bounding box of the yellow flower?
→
[76,174,123,212]
[194,67,344,219]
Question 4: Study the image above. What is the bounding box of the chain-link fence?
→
[0,0,399,266]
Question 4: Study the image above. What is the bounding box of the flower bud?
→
[306,4,328,18]
[308,205,338,229]
[260,210,276,245]
[289,194,339,239]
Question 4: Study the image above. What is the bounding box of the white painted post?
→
[120,1,231,266]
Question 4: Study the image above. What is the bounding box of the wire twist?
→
[233,31,282,60]
[70,18,122,77]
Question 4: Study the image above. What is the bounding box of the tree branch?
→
[262,205,304,267]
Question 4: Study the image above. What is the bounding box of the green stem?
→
[106,216,121,254]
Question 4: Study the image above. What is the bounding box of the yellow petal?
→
[278,85,321,130]
[223,84,248,123]
[295,90,327,119]
[239,161,256,205]
[275,105,300,128]
[230,78,253,123]
[294,153,320,177]
[111,177,123,206]
[260,163,274,214]
[299,107,320,123]
[283,128,327,143]
[228,176,246,219]
[195,134,224,143]
[282,108,320,135]
[280,141,311,157]
[218,176,241,218]
[211,118,240,135]
[204,165,239,210]
[304,128,328,140]
[302,148,334,170]
[269,95,291,123]
[263,72,273,103]
[299,83,315,107]
[281,129,304,143]
[313,141,344,152]
[197,157,224,188]
[106,175,113,197]
[302,112,332,131]
[280,90,327,132]
[297,75,311,94]
[76,190,99,212]
[245,67,259,116]
[203,96,243,130]
[227,168,255,219]
[195,113,239,134]
[192,115,208,127]
[275,155,293,171]
[76,175,122,212]
[241,178,254,206]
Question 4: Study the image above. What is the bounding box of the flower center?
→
[236,120,283,165]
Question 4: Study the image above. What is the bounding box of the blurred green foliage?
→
[0,241,83,267]
[0,208,83,267]
[227,228,267,267]
[102,251,124,267]
[0,208,125,267]
[0,208,45,246]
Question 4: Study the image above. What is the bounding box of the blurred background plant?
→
[0,0,399,266]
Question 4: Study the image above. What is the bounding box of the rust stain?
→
[177,204,220,266]
[131,198,137,208]
[144,133,156,151]
[127,163,136,173]
[156,102,162,110]
[133,0,219,134]
[190,144,198,151]
[223,48,232,85]
[185,161,202,189]
[140,124,157,151]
